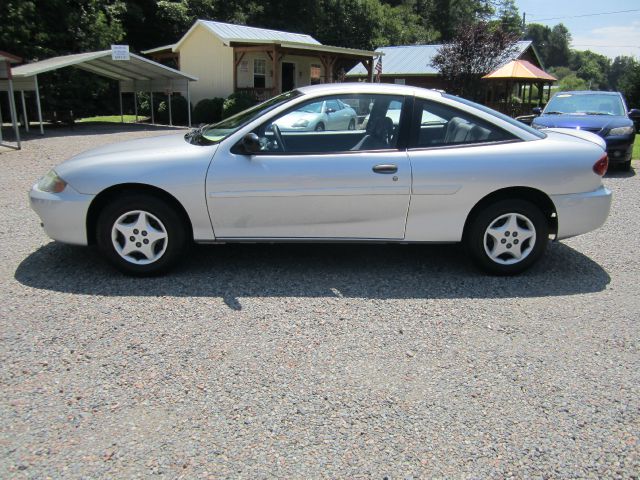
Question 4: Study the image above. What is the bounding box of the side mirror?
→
[241,133,261,154]
[532,107,542,115]
[628,108,640,120]
[325,108,336,114]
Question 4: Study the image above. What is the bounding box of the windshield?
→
[300,101,323,113]
[199,90,302,143]
[544,93,625,116]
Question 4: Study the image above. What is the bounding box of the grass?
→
[634,134,639,161]
[77,115,148,123]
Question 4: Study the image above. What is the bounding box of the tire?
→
[315,123,325,132]
[96,194,187,275]
[620,160,632,172]
[348,119,356,130]
[465,199,548,275]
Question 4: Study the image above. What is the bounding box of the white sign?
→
[239,60,249,73]
[111,45,130,61]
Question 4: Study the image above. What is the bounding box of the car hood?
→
[532,114,632,132]
[54,132,217,194]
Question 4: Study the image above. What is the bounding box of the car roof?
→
[555,90,621,96]
[296,82,444,99]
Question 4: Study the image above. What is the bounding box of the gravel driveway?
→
[1,124,638,478]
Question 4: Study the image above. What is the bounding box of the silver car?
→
[30,83,612,276]
[273,98,357,131]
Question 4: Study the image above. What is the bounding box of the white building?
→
[143,20,379,104]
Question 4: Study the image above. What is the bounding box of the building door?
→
[281,62,295,92]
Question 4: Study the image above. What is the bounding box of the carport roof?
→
[10,50,197,82]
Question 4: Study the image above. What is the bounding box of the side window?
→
[411,99,515,148]
[251,94,406,154]
[254,59,266,88]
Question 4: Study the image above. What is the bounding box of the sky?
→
[514,0,640,59]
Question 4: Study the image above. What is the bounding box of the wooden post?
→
[272,45,280,94]
[234,51,245,94]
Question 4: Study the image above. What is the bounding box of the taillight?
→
[593,154,608,176]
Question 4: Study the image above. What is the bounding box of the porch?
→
[231,42,379,101]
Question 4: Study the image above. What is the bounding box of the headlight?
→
[37,170,67,193]
[607,126,635,136]
[292,119,309,127]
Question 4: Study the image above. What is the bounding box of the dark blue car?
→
[531,91,639,171]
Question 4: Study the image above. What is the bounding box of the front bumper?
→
[29,183,94,245]
[605,136,634,164]
[551,186,612,240]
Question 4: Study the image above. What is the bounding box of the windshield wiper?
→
[544,111,565,115]
[583,111,613,116]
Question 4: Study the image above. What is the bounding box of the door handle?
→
[372,164,398,174]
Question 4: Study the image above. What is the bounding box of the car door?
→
[207,93,412,240]
[405,97,520,242]
[325,99,344,130]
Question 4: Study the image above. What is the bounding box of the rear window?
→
[443,94,546,139]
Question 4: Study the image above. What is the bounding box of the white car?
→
[30,83,611,276]
[273,98,357,131]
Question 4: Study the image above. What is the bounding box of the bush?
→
[222,92,257,119]
[156,95,191,126]
[193,97,224,124]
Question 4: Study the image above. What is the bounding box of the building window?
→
[254,59,266,88]
[310,64,322,84]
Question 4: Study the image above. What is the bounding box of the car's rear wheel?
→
[348,119,355,130]
[465,199,548,275]
[621,160,632,172]
[96,194,187,275]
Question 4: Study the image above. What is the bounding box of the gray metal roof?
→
[347,40,534,76]
[201,20,321,45]
[11,50,197,81]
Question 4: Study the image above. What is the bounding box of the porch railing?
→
[485,101,544,118]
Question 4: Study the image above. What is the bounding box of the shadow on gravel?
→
[1,123,186,143]
[15,241,610,309]
[605,165,635,178]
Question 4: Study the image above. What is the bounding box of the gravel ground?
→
[1,124,639,479]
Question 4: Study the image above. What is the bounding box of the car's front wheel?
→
[96,194,187,275]
[465,199,548,275]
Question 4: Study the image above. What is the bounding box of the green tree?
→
[609,56,637,91]
[558,73,588,91]
[431,21,519,99]
[496,0,522,36]
[617,63,640,108]
[524,23,551,66]
[546,23,571,67]
[0,0,125,60]
[569,50,610,90]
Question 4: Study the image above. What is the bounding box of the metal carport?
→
[0,50,198,134]
[0,51,23,149]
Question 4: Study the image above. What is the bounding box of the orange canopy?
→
[483,59,556,81]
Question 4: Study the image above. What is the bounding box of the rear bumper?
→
[29,183,94,245]
[551,186,612,240]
